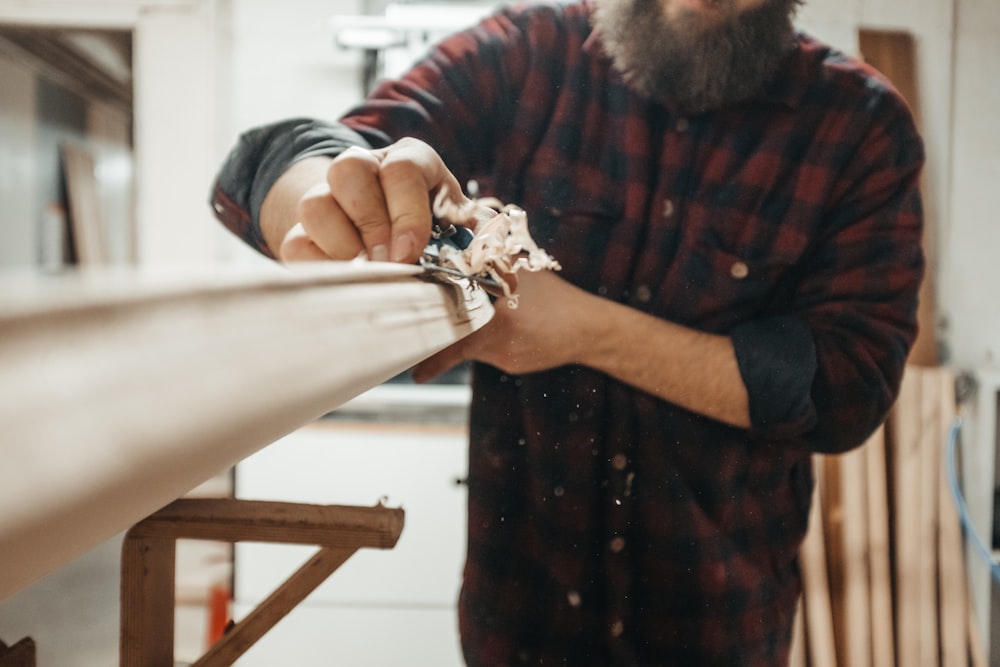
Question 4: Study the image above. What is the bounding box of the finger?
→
[412,341,467,384]
[378,139,465,263]
[279,223,334,262]
[296,182,366,260]
[327,147,392,261]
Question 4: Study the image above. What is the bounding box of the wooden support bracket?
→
[120,498,404,667]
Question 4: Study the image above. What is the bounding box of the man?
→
[211,0,925,663]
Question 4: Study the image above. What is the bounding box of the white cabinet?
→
[233,399,469,666]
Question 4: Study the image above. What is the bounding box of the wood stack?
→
[793,27,992,667]
[791,365,986,666]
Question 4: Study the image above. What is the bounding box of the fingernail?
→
[370,244,389,262]
[391,234,414,262]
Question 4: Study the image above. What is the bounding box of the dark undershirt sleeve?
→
[210,118,373,257]
[730,314,818,440]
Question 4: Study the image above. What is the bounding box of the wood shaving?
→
[431,188,561,308]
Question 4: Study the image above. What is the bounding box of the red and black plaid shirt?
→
[212,2,924,664]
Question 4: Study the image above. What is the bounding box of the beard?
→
[593,0,801,113]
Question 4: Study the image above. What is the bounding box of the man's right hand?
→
[261,137,466,265]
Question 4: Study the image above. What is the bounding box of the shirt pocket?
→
[529,203,644,296]
[661,201,807,330]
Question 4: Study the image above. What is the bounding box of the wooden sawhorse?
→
[120,498,403,666]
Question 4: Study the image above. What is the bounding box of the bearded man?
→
[211,0,925,663]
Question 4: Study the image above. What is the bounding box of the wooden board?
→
[59,143,108,265]
[0,263,493,600]
[857,29,938,368]
[917,369,941,666]
[789,598,807,667]
[799,458,838,667]
[888,368,925,666]
[827,449,872,667]
[864,427,896,667]
[935,371,968,667]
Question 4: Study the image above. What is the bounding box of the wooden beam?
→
[799,459,838,667]
[190,547,356,667]
[0,263,491,600]
[864,427,896,667]
[127,498,404,548]
[858,29,938,367]
[0,27,132,117]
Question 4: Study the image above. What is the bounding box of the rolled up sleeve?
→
[209,118,373,257]
[732,314,818,440]
[736,93,925,454]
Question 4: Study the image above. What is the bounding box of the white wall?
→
[206,0,365,263]
[228,0,364,132]
[943,0,1000,371]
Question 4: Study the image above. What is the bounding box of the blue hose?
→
[945,415,1000,583]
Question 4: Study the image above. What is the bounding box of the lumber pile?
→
[795,28,992,667]
[791,365,985,666]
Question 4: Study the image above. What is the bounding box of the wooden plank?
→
[129,498,403,549]
[192,547,357,667]
[834,446,872,667]
[888,368,923,666]
[968,596,989,667]
[120,535,175,667]
[789,598,807,667]
[917,369,941,666]
[857,29,938,368]
[800,458,838,667]
[936,370,968,667]
[0,264,492,600]
[864,426,895,667]
[821,455,848,663]
[857,30,921,123]
[59,143,108,265]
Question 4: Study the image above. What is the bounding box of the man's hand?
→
[262,138,465,264]
[414,267,752,429]
[412,269,591,382]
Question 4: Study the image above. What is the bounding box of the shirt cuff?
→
[730,315,818,440]
[210,118,373,257]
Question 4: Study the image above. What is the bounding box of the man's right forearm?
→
[210,118,376,258]
[259,156,333,257]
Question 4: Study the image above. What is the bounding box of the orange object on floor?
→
[206,585,231,648]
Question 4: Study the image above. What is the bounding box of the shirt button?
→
[610,620,624,638]
[730,261,749,279]
[662,199,675,218]
[609,536,626,553]
[612,453,628,470]
[675,117,690,132]
[634,284,652,303]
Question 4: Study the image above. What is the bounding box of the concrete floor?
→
[0,534,122,667]
[0,533,226,667]
[0,475,231,667]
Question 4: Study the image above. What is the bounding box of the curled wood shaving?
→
[431,188,561,308]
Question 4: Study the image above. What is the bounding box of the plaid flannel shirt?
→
[211,2,924,664]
